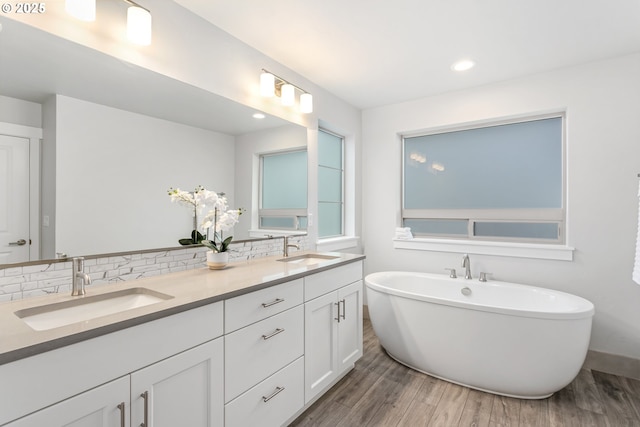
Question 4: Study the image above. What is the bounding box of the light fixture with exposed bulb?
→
[259,68,313,114]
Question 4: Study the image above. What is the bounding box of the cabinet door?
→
[130,338,223,427]
[7,376,129,427]
[338,280,363,372]
[304,291,339,403]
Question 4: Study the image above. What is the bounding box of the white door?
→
[304,291,339,403]
[338,280,363,371]
[0,134,30,263]
[130,337,223,427]
[6,376,130,427]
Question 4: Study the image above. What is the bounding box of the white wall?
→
[53,95,235,257]
[234,124,308,240]
[0,96,41,127]
[362,53,640,360]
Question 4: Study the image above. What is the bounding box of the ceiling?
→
[174,0,640,110]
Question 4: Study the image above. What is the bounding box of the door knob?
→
[9,239,27,246]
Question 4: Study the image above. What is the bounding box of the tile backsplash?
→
[0,236,309,303]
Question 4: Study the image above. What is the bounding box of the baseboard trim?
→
[583,349,640,380]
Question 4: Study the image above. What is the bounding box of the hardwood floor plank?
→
[366,369,426,426]
[592,370,640,426]
[457,389,494,427]
[489,395,520,427]
[619,376,640,421]
[397,376,447,427]
[292,398,352,427]
[332,364,386,408]
[292,317,640,427]
[518,398,549,427]
[548,384,581,427]
[573,369,605,414]
[336,361,417,426]
[427,382,469,427]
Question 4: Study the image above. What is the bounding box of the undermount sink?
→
[276,253,340,265]
[14,288,174,331]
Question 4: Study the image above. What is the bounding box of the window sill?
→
[393,237,574,261]
[317,236,360,252]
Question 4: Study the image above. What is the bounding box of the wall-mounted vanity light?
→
[65,0,152,46]
[260,69,313,114]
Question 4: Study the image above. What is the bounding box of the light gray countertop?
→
[0,251,365,365]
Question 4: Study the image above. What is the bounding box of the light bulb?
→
[260,72,275,97]
[281,84,295,106]
[451,59,475,72]
[300,93,313,114]
[127,6,152,45]
[65,0,96,21]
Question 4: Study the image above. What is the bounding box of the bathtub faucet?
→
[462,254,472,280]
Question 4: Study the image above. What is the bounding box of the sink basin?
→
[276,253,340,266]
[14,288,173,331]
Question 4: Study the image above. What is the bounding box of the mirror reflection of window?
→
[259,150,308,230]
[318,129,345,238]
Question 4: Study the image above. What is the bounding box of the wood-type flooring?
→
[291,318,640,426]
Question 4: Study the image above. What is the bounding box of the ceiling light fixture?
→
[126,1,152,46]
[451,59,475,72]
[65,0,96,21]
[260,69,313,114]
[66,0,152,45]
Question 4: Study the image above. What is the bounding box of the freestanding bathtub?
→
[365,271,594,399]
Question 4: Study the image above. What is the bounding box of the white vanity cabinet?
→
[223,279,305,426]
[130,337,223,427]
[303,261,363,403]
[1,302,224,426]
[6,377,130,427]
[1,256,365,427]
[8,338,223,427]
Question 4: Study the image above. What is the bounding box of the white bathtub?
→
[365,271,594,399]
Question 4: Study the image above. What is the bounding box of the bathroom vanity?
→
[0,252,364,426]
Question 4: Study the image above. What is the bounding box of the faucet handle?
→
[445,268,457,278]
[479,272,491,282]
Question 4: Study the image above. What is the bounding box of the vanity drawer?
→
[305,261,363,301]
[225,278,303,333]
[225,356,304,427]
[225,305,304,402]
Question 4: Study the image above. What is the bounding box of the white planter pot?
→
[206,251,229,270]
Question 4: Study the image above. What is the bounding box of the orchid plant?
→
[168,185,242,252]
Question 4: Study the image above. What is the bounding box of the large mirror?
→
[0,17,307,266]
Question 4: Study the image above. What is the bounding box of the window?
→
[402,115,564,243]
[318,129,344,238]
[259,149,307,230]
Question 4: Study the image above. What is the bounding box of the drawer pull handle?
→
[335,302,341,323]
[262,386,285,403]
[340,299,346,320]
[262,328,285,340]
[117,402,125,427]
[141,391,149,427]
[262,298,284,308]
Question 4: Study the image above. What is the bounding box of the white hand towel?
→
[394,227,413,240]
[634,181,640,285]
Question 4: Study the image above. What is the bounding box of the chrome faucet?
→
[283,236,299,257]
[71,257,92,296]
[462,254,472,280]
